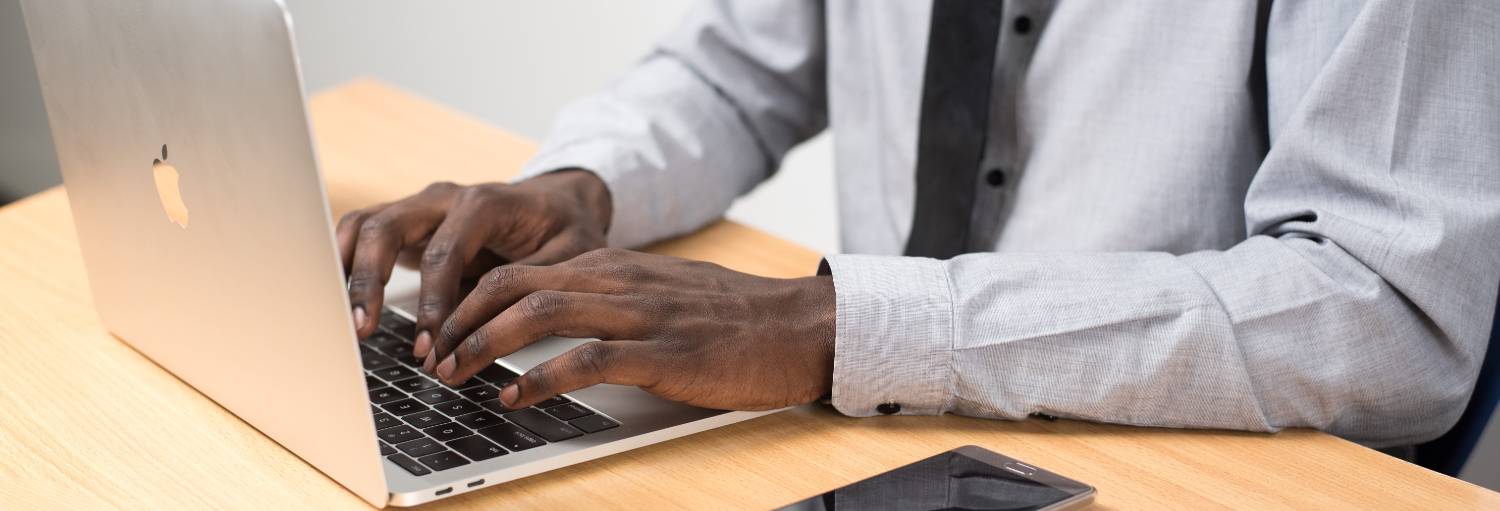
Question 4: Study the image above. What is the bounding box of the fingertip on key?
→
[352,306,367,332]
[500,383,519,407]
[413,331,432,358]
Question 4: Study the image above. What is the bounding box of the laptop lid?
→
[19,0,386,505]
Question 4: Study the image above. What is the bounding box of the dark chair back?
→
[1415,287,1500,476]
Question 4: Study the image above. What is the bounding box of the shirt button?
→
[876,403,902,415]
[985,168,1006,187]
[1014,16,1033,34]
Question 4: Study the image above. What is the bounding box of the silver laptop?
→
[19,0,775,506]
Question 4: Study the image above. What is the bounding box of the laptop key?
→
[403,410,448,429]
[475,364,520,384]
[372,365,416,382]
[545,403,594,421]
[454,410,502,430]
[387,453,431,476]
[396,437,447,457]
[377,425,422,444]
[412,388,461,405]
[369,387,405,405]
[570,414,620,434]
[364,331,407,350]
[379,308,415,329]
[393,377,439,393]
[378,442,396,456]
[478,399,521,415]
[417,450,470,472]
[380,314,418,341]
[459,385,500,403]
[361,352,398,371]
[379,343,421,367]
[504,408,582,442]
[477,424,546,452]
[434,400,482,417]
[447,435,507,462]
[534,395,572,409]
[380,398,428,417]
[372,412,401,430]
[365,375,385,389]
[424,422,471,442]
[448,377,488,390]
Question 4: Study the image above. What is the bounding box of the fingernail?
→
[422,354,437,374]
[500,384,519,407]
[436,356,456,381]
[413,331,431,358]
[352,307,367,331]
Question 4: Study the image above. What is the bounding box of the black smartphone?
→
[773,445,1096,510]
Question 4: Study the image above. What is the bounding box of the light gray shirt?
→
[520,0,1500,447]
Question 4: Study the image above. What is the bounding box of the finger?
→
[347,204,442,337]
[413,200,489,360]
[335,207,380,276]
[433,291,651,385]
[506,231,597,267]
[500,340,657,409]
[428,264,606,369]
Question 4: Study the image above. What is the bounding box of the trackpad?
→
[500,336,589,371]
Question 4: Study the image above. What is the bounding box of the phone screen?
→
[774,447,1091,511]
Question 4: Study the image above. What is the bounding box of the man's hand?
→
[427,248,836,411]
[336,170,611,366]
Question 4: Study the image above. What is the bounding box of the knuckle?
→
[576,247,620,265]
[347,272,377,293]
[357,217,391,237]
[438,319,462,344]
[456,185,496,207]
[423,181,459,194]
[461,330,490,359]
[525,364,554,391]
[480,266,521,295]
[417,299,446,318]
[572,343,610,376]
[421,242,455,269]
[517,291,566,322]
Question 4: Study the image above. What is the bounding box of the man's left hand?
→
[423,248,836,411]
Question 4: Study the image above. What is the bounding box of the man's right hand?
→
[336,169,612,369]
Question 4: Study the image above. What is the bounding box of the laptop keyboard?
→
[362,307,620,476]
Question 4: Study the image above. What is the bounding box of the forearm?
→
[826,233,1491,447]
[521,0,827,248]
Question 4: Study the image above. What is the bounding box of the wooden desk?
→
[2,78,1495,510]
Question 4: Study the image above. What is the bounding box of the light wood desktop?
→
[1,79,1495,510]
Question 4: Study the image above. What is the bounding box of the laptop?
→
[19,0,776,506]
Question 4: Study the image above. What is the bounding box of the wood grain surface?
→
[1,78,1495,510]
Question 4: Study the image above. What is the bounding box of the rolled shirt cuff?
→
[824,254,955,417]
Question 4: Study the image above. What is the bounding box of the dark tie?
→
[903,0,1005,258]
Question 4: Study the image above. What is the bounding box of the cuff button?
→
[876,403,902,415]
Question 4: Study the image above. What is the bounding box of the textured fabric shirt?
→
[519,0,1500,447]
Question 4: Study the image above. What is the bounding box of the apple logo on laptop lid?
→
[151,144,189,228]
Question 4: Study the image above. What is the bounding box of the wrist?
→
[790,275,836,398]
[532,168,613,235]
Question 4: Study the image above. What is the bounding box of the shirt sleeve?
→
[518,0,827,249]
[827,0,1500,448]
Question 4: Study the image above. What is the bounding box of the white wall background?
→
[283,0,840,255]
[3,0,1499,492]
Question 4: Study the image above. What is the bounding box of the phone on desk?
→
[774,445,1095,511]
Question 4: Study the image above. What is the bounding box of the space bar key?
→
[504,408,582,442]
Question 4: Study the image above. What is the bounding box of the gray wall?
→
[0,0,59,202]
[2,0,1498,492]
